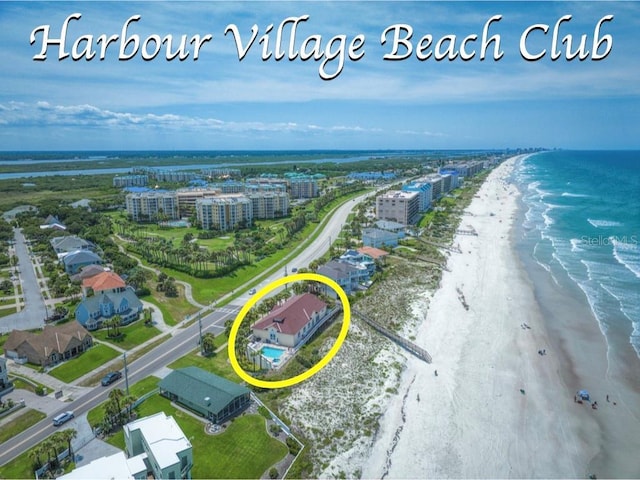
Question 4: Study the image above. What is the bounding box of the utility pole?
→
[198,312,204,356]
[123,352,129,396]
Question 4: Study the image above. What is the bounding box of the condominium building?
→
[244,183,287,194]
[375,190,420,225]
[175,187,221,214]
[438,168,460,189]
[209,181,245,194]
[201,168,241,178]
[247,191,289,219]
[113,175,148,188]
[196,195,252,230]
[149,170,199,183]
[402,181,432,212]
[125,191,179,221]
[289,177,319,198]
[440,173,452,194]
[426,175,444,200]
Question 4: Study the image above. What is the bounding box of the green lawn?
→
[48,343,120,383]
[0,446,37,479]
[0,306,18,318]
[130,394,288,479]
[117,188,369,306]
[168,345,241,383]
[141,285,199,326]
[91,323,161,350]
[9,375,51,396]
[0,409,47,444]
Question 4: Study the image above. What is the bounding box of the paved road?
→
[0,190,376,466]
[0,228,46,333]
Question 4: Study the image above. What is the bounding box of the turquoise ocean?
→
[515,151,640,359]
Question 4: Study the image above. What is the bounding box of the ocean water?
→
[515,151,640,358]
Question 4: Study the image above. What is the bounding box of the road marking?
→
[0,310,235,464]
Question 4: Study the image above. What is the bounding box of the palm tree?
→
[202,333,216,357]
[60,428,77,461]
[109,387,124,412]
[28,445,44,470]
[112,314,122,337]
[122,394,138,421]
[41,437,55,469]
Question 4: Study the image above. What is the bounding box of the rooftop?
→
[358,246,390,259]
[125,412,191,470]
[159,367,250,416]
[252,293,327,335]
[59,451,136,480]
[82,271,126,292]
[378,190,419,200]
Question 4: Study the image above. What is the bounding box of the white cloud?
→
[0,100,377,135]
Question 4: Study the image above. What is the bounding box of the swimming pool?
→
[261,346,286,361]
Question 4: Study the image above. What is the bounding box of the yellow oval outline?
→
[228,272,351,389]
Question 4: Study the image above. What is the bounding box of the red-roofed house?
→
[357,246,389,261]
[252,293,328,348]
[82,271,126,297]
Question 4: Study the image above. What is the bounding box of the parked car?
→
[52,411,74,426]
[291,267,298,273]
[248,288,256,295]
[101,371,122,386]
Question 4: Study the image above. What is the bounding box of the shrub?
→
[269,467,278,479]
[286,436,301,455]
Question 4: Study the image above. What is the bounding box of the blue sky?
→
[0,1,638,150]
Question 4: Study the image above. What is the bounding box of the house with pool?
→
[249,293,330,369]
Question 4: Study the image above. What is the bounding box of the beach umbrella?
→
[578,390,590,401]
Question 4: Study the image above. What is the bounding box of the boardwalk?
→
[415,237,462,254]
[352,308,432,364]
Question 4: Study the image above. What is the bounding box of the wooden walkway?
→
[352,308,432,364]
[456,227,478,236]
[416,237,462,254]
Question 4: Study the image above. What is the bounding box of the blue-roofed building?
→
[75,286,143,330]
[339,249,376,276]
[402,182,432,212]
[438,169,460,189]
[347,172,396,182]
[63,250,103,274]
[362,228,400,248]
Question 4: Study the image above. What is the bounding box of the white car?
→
[52,411,74,426]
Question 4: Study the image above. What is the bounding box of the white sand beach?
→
[361,157,626,478]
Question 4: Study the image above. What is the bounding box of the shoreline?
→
[362,156,640,478]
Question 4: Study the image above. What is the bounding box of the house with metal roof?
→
[252,293,328,348]
[50,235,95,257]
[40,214,66,231]
[158,367,250,424]
[362,227,400,248]
[75,286,143,330]
[317,260,369,296]
[62,250,103,274]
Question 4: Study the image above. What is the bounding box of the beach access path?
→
[363,157,601,478]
